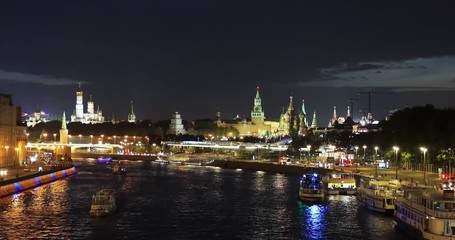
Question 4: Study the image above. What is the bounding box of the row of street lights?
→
[354,145,429,184]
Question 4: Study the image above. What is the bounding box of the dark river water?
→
[0,159,409,239]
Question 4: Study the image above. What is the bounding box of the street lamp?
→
[374,146,379,177]
[90,135,93,144]
[79,134,82,143]
[101,135,104,144]
[307,145,311,162]
[363,145,367,164]
[15,147,19,177]
[53,133,57,142]
[393,146,399,180]
[43,133,48,142]
[355,146,359,170]
[420,147,427,186]
[113,135,117,144]
[25,132,29,142]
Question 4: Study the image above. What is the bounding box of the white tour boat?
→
[323,172,356,195]
[394,188,455,239]
[90,189,117,217]
[299,173,325,202]
[357,178,402,215]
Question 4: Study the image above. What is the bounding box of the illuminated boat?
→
[299,173,324,202]
[97,156,112,164]
[357,178,401,215]
[112,162,126,175]
[90,189,116,217]
[394,188,455,239]
[323,172,356,195]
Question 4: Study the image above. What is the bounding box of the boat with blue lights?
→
[97,156,112,164]
[394,188,455,240]
[299,173,324,202]
[323,171,356,195]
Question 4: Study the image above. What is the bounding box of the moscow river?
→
[0,159,408,239]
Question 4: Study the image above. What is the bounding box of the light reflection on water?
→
[0,159,408,239]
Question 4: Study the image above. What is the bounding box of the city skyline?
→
[1,1,455,123]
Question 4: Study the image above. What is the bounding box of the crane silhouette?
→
[347,98,359,120]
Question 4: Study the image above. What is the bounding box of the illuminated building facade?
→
[70,84,105,124]
[0,94,27,167]
[128,101,136,123]
[168,112,186,135]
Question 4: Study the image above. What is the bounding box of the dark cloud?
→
[1,1,455,123]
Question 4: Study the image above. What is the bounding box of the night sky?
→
[1,1,455,124]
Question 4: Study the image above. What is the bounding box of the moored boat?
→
[299,173,324,202]
[323,172,356,195]
[112,162,126,175]
[357,178,402,215]
[394,188,455,239]
[90,189,116,216]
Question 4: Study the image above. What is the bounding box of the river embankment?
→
[209,159,336,176]
[0,165,77,198]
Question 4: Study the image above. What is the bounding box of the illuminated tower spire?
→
[347,106,351,118]
[60,111,68,144]
[251,86,265,125]
[298,99,308,130]
[331,106,337,125]
[128,100,136,123]
[311,110,318,128]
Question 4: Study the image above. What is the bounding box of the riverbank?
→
[0,164,77,198]
[209,159,336,175]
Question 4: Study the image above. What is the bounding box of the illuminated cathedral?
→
[70,84,105,124]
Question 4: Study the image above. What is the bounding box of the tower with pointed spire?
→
[298,99,308,134]
[311,110,318,128]
[128,100,136,123]
[330,106,337,126]
[60,112,69,144]
[251,86,265,125]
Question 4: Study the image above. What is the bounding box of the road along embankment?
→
[209,160,335,176]
[0,166,77,198]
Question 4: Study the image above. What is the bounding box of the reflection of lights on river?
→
[298,201,328,240]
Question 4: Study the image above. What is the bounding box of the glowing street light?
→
[101,135,104,144]
[25,132,29,142]
[15,147,19,177]
[363,145,367,164]
[374,146,379,177]
[420,147,427,186]
[53,133,57,142]
[393,146,399,180]
[90,135,93,144]
[355,146,359,170]
[113,135,117,144]
[43,133,48,142]
[79,134,82,143]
